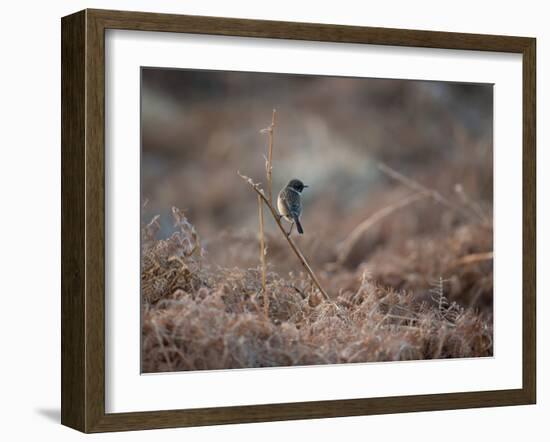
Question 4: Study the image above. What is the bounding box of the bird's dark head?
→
[287,178,309,193]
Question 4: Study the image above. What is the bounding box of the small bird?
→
[277,178,308,236]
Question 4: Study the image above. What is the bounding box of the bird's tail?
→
[295,218,304,234]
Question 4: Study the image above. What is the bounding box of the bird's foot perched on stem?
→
[286,223,294,237]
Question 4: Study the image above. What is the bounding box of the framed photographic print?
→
[61,9,536,433]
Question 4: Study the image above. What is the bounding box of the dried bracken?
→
[141,210,493,373]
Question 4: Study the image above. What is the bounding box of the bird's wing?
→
[283,190,301,219]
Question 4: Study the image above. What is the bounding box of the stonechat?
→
[277,178,308,235]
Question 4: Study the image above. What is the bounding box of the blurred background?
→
[141,68,493,312]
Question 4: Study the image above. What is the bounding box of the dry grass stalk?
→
[337,191,428,264]
[378,162,484,223]
[261,109,277,204]
[454,183,490,225]
[454,251,493,267]
[258,194,269,317]
[244,110,330,302]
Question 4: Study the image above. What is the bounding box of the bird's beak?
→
[304,185,309,188]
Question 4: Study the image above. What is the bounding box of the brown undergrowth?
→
[141,207,493,373]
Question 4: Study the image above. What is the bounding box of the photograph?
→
[140,67,494,373]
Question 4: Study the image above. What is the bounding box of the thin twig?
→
[238,172,331,301]
[377,162,483,223]
[261,109,277,204]
[337,192,428,264]
[454,183,490,224]
[454,251,493,267]
[257,194,269,318]
[385,314,419,324]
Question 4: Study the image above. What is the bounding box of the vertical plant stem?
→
[258,194,268,317]
[266,109,276,204]
[245,109,332,303]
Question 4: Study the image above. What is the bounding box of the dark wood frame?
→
[61,8,536,433]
